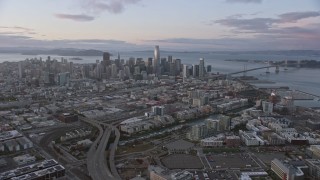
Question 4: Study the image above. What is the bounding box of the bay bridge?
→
[229,65,277,75]
[228,60,302,76]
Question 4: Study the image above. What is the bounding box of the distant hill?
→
[21,49,104,56]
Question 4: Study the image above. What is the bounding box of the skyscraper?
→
[18,62,23,79]
[168,55,173,63]
[199,58,205,78]
[103,52,111,66]
[58,72,70,86]
[183,65,189,78]
[111,64,118,78]
[207,65,212,73]
[153,45,160,75]
[193,64,199,78]
[175,59,181,74]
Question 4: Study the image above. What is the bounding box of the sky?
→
[0,0,319,51]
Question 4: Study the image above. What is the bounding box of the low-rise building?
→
[307,145,320,159]
[0,143,4,152]
[239,130,265,146]
[306,119,320,130]
[77,139,93,148]
[148,165,193,180]
[164,140,194,154]
[225,135,241,147]
[271,159,307,180]
[268,133,286,145]
[305,159,320,180]
[120,120,153,135]
[200,134,224,147]
[16,137,33,150]
[0,159,65,180]
[186,124,207,141]
[58,113,78,123]
[13,154,36,165]
[5,139,20,152]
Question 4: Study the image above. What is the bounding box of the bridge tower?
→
[296,60,301,68]
[275,65,279,73]
[285,60,288,70]
[243,64,247,77]
[266,67,270,74]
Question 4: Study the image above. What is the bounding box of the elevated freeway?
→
[80,116,121,180]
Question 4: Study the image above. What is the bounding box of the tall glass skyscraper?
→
[153,45,160,75]
[199,58,205,78]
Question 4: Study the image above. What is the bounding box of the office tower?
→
[127,57,135,74]
[95,60,101,79]
[115,59,120,68]
[118,70,124,80]
[218,115,231,131]
[188,124,208,141]
[193,64,199,78]
[103,52,111,66]
[168,55,173,63]
[111,64,118,78]
[141,71,148,80]
[199,58,205,78]
[175,59,181,74]
[69,62,73,74]
[183,65,189,78]
[134,66,140,75]
[160,58,167,66]
[18,62,23,79]
[153,45,160,75]
[58,72,70,86]
[169,62,176,76]
[124,66,131,78]
[146,58,153,74]
[44,71,55,85]
[207,65,212,73]
[82,65,90,78]
[152,106,165,116]
[262,101,274,114]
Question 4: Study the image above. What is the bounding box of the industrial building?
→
[271,159,307,180]
[0,159,65,180]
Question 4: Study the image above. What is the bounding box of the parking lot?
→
[193,170,238,180]
[255,152,287,165]
[161,154,203,169]
[206,153,259,169]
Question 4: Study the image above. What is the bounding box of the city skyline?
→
[0,0,319,51]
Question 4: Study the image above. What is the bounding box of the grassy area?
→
[203,147,241,154]
[116,143,154,155]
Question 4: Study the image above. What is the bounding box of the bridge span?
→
[229,65,276,75]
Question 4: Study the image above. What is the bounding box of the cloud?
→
[54,0,141,22]
[0,34,148,51]
[225,0,262,3]
[0,26,34,31]
[147,32,320,51]
[214,11,320,33]
[0,26,38,36]
[80,0,141,14]
[55,13,95,22]
[215,18,275,32]
[279,11,320,23]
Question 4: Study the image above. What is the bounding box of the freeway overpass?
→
[80,117,121,180]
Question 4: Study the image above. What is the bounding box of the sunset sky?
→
[0,0,319,51]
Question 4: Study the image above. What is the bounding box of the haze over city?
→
[1,1,320,180]
[0,0,320,50]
